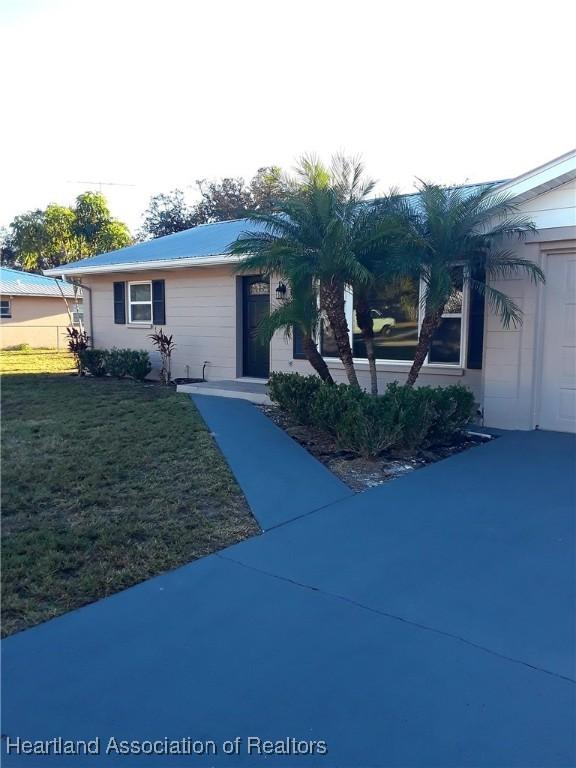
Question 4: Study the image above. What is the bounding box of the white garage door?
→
[538,253,576,433]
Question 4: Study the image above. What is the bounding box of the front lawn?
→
[1,348,76,375]
[1,352,258,636]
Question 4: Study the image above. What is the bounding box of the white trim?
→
[424,268,468,368]
[44,254,240,278]
[493,149,576,203]
[127,280,153,324]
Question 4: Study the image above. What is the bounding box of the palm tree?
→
[395,182,543,387]
[347,194,410,394]
[228,227,333,382]
[228,155,376,387]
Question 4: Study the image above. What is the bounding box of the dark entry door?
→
[243,276,270,378]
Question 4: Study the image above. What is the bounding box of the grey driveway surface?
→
[2,399,575,767]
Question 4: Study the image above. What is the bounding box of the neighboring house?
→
[46,151,576,432]
[0,268,82,349]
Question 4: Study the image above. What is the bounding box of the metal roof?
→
[43,186,505,277]
[45,219,263,275]
[0,267,80,298]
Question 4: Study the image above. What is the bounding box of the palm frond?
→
[483,251,545,284]
[468,278,523,329]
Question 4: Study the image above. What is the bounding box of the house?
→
[45,151,576,433]
[0,268,82,349]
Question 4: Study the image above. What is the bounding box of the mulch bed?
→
[260,404,490,492]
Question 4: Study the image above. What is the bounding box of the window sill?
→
[127,323,152,329]
[323,358,465,376]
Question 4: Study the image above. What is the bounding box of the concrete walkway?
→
[2,399,575,767]
[191,395,352,529]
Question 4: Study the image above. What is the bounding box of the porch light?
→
[275,282,287,301]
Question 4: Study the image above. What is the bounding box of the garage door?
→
[538,253,576,433]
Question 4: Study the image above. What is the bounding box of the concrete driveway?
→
[2,399,575,767]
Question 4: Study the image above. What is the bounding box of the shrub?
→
[78,349,107,377]
[268,372,323,423]
[124,350,152,381]
[269,373,476,458]
[384,383,438,451]
[105,348,129,378]
[426,385,476,444]
[5,343,32,351]
[333,394,403,457]
[309,383,364,436]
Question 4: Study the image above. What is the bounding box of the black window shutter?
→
[293,326,306,360]
[113,282,126,324]
[466,267,485,369]
[152,280,166,325]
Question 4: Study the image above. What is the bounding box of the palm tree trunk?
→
[320,282,360,388]
[406,307,443,388]
[302,333,334,384]
[354,293,378,395]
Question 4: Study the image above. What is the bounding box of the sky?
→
[0,0,574,235]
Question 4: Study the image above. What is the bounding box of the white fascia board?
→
[495,149,576,201]
[43,253,240,278]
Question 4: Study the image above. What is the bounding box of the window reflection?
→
[320,270,464,366]
[352,279,419,361]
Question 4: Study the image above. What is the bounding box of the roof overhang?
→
[44,253,239,278]
[494,149,576,203]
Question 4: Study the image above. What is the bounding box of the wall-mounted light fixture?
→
[275,282,287,301]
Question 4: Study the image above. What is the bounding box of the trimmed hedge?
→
[268,373,475,458]
[77,349,107,377]
[78,348,152,381]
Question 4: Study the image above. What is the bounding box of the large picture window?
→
[128,281,152,323]
[352,278,419,362]
[320,270,466,367]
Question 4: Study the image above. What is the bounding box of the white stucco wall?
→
[82,266,241,381]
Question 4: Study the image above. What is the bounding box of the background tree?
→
[249,166,288,213]
[397,182,543,387]
[0,227,17,267]
[72,192,131,257]
[196,166,288,223]
[139,167,289,239]
[140,190,199,239]
[4,192,131,271]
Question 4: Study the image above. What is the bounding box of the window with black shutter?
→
[152,280,166,325]
[466,267,486,369]
[113,282,126,324]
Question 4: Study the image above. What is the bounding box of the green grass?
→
[0,349,76,374]
[1,352,258,636]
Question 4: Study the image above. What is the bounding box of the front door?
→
[242,276,270,378]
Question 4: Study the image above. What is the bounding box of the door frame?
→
[241,275,271,379]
